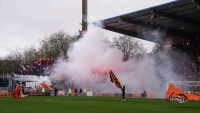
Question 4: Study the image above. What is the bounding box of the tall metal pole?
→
[82,0,88,33]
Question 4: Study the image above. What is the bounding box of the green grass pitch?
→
[0,96,199,113]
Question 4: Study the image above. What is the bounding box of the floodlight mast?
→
[82,0,88,34]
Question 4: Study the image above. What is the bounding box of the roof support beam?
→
[120,17,194,40]
[104,25,163,43]
[121,17,159,30]
[193,0,200,5]
[152,9,200,28]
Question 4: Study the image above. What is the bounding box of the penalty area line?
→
[46,99,67,103]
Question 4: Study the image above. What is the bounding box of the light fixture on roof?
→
[197,6,200,9]
[180,27,185,29]
[150,14,157,20]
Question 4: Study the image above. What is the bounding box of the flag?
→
[109,70,122,89]
[165,84,200,103]
[40,82,54,91]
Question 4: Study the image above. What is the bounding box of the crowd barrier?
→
[29,92,50,96]
[192,92,200,95]
[1,91,199,98]
[0,92,51,97]
[97,93,154,98]
[0,92,13,97]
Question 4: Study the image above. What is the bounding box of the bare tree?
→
[38,30,79,58]
[22,45,40,65]
[106,35,147,60]
[4,48,23,61]
[0,48,23,75]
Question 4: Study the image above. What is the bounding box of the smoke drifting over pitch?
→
[50,24,179,98]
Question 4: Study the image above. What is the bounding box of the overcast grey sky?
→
[0,0,174,57]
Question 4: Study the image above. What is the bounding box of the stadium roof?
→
[93,0,200,43]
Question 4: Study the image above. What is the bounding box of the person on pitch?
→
[74,87,78,96]
[79,88,82,96]
[54,87,58,97]
[121,85,125,101]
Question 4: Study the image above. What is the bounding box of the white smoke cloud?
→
[50,23,180,98]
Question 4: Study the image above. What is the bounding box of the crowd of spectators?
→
[170,39,200,81]
[14,58,57,76]
[154,39,200,91]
